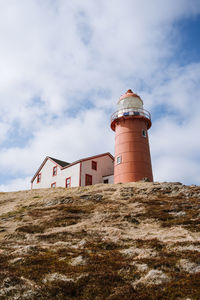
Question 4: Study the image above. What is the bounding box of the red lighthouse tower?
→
[111,89,153,183]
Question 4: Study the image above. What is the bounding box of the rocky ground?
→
[0,181,199,299]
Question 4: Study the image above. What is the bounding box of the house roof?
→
[62,152,114,169]
[48,157,70,167]
[31,152,114,183]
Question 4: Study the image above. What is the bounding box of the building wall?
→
[32,159,80,189]
[80,155,114,186]
[32,159,59,189]
[59,163,80,188]
[32,154,114,189]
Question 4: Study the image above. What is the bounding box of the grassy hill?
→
[0,182,200,299]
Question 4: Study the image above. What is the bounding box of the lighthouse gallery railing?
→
[111,107,151,122]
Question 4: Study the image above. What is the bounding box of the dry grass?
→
[0,182,199,299]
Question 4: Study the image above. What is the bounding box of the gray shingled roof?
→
[49,157,70,167]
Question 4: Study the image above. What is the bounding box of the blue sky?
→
[175,17,200,65]
[0,0,200,191]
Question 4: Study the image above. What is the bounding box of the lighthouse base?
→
[114,171,153,184]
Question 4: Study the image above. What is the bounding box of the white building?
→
[31,152,114,189]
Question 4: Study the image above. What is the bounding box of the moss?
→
[10,251,74,282]
[134,238,165,251]
[161,273,200,300]
[16,224,45,234]
[137,194,200,232]
[40,268,200,300]
[137,255,178,273]
[86,240,122,251]
[26,204,94,231]
[41,280,77,299]
[42,214,81,228]
[1,239,200,299]
[173,240,200,247]
[37,229,88,242]
[0,253,14,273]
[174,250,200,264]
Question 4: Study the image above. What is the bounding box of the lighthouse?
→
[111,89,153,183]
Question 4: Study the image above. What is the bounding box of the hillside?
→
[0,182,200,299]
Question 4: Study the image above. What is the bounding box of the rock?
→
[135,263,148,272]
[12,245,39,255]
[9,257,23,264]
[120,247,157,259]
[69,255,87,266]
[43,197,73,206]
[178,259,200,274]
[169,211,186,217]
[43,273,74,283]
[133,269,170,287]
[78,239,87,247]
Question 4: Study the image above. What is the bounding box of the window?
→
[142,129,147,138]
[103,179,109,184]
[92,161,97,170]
[116,156,122,164]
[51,182,56,188]
[85,174,92,186]
[37,173,41,183]
[52,166,57,176]
[65,177,71,188]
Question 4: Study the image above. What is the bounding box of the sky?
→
[0,0,200,191]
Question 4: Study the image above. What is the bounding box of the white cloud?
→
[150,114,200,184]
[1,0,199,119]
[0,108,114,176]
[147,61,200,185]
[0,122,10,144]
[153,155,200,185]
[0,176,31,192]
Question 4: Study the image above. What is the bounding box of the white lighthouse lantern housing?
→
[117,91,143,111]
[111,89,152,131]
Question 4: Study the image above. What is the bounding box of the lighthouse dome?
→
[117,89,143,110]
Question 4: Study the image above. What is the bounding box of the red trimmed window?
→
[85,174,92,186]
[52,166,57,176]
[65,177,71,188]
[51,182,56,188]
[37,173,41,183]
[91,161,97,170]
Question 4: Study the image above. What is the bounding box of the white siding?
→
[59,163,80,188]
[80,155,114,186]
[32,159,80,189]
[102,175,114,184]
